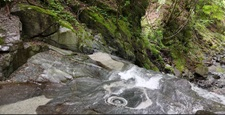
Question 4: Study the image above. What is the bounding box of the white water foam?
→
[118,66,162,89]
[191,83,225,105]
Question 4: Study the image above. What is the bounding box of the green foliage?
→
[191,0,225,52]
[202,5,224,20]
[92,6,111,19]
[194,20,225,50]
[124,0,130,7]
[20,1,98,53]
[171,49,185,71]
[196,0,225,23]
[0,37,4,45]
[87,9,117,35]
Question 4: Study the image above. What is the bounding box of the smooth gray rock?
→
[0,95,51,114]
[174,68,181,77]
[1,50,225,114]
[89,52,124,70]
[46,27,79,51]
[45,27,111,54]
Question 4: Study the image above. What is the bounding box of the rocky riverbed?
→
[193,50,225,96]
[0,46,225,114]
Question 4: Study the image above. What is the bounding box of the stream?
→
[0,47,225,114]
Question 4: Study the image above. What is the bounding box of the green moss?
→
[0,37,4,45]
[123,42,134,56]
[87,10,117,35]
[85,7,137,59]
[143,63,151,70]
[58,19,75,32]
[19,4,57,17]
[19,4,75,32]
[145,59,159,71]
[117,20,132,38]
[149,45,160,55]
[194,21,225,51]
[143,59,154,70]
[174,59,185,71]
[20,3,96,52]
[139,15,166,70]
[88,6,133,39]
[165,64,174,73]
[81,3,164,71]
[171,50,185,71]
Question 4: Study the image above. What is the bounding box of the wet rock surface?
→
[0,82,44,106]
[1,49,225,114]
[193,50,225,95]
[0,13,22,54]
[89,52,124,70]
[0,13,21,45]
[0,42,48,80]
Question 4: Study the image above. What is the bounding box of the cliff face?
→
[78,0,153,68]
[1,0,224,77]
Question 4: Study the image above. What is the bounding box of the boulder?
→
[88,52,124,71]
[220,57,225,65]
[45,27,111,54]
[0,13,21,44]
[174,68,181,77]
[208,65,225,74]
[45,27,79,51]
[0,42,48,80]
[0,12,22,52]
[12,5,59,39]
[194,65,209,78]
[182,69,194,80]
[1,49,225,114]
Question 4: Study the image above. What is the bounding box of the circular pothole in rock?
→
[106,96,128,107]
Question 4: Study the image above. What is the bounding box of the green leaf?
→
[202,5,212,15]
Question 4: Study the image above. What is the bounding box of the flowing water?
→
[1,51,225,114]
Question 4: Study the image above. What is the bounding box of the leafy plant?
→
[202,4,224,20]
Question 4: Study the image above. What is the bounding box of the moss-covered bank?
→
[77,0,162,71]
[9,0,225,74]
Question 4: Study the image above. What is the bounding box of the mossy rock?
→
[194,65,209,78]
[79,8,136,60]
[75,0,166,71]
[0,37,4,45]
[12,5,59,39]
